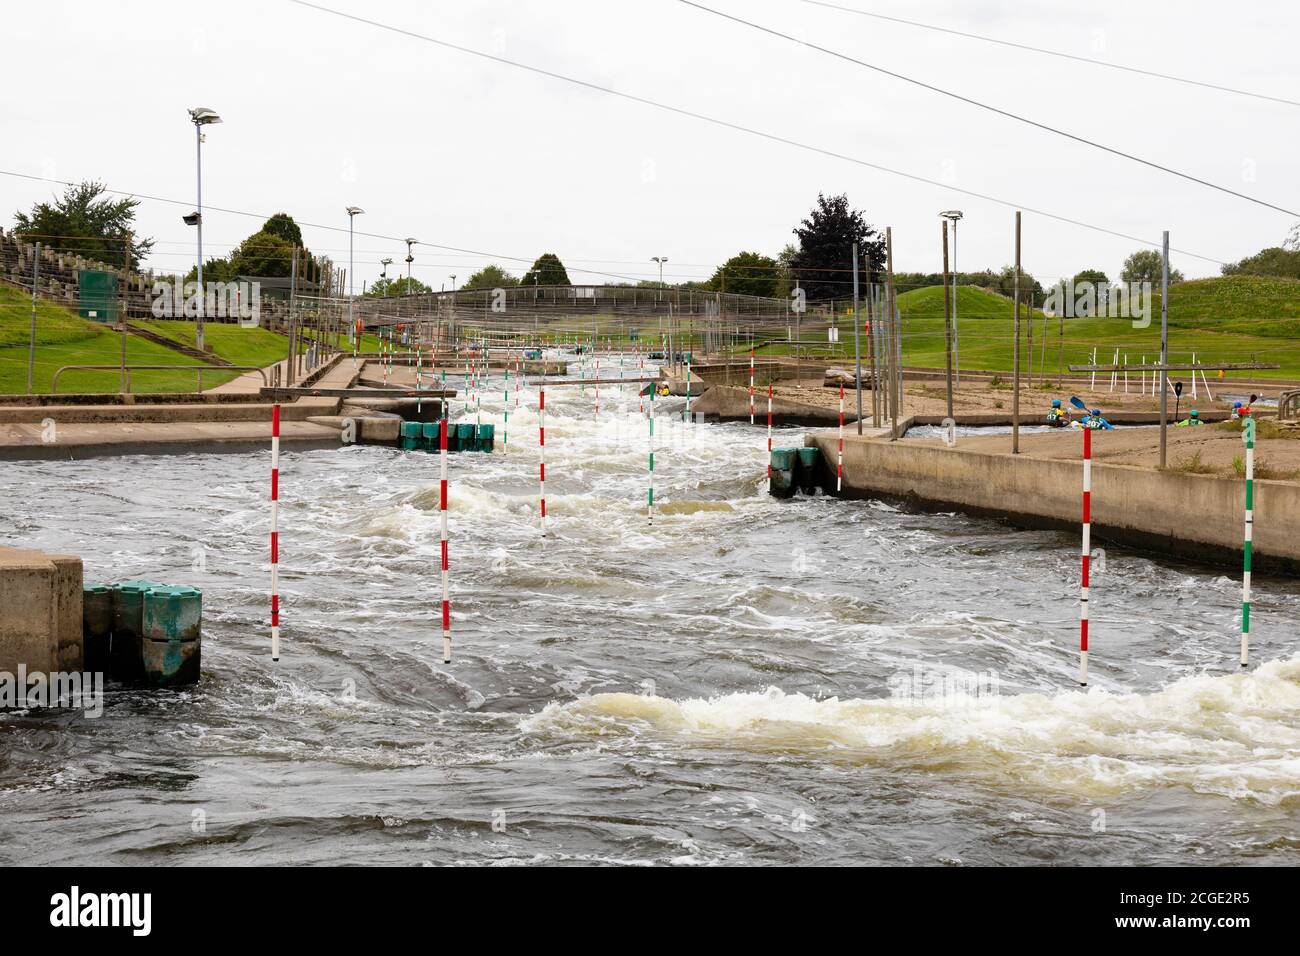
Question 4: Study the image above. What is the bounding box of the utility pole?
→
[120,232,131,394]
[852,241,863,434]
[941,220,954,420]
[885,226,899,440]
[288,244,299,386]
[405,238,416,296]
[1012,212,1022,454]
[1159,230,1170,469]
[27,242,40,394]
[940,210,963,387]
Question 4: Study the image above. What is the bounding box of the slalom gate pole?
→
[1242,414,1255,668]
[648,374,655,524]
[1080,426,1092,686]
[503,366,510,452]
[837,382,844,492]
[766,382,773,490]
[439,417,451,663]
[539,386,547,535]
[270,404,281,661]
[749,343,755,425]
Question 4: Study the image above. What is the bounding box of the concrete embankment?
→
[805,429,1300,571]
[0,547,82,673]
[689,383,868,426]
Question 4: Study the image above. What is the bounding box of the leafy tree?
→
[228,230,295,278]
[364,275,433,297]
[707,251,781,298]
[1121,249,1183,284]
[14,180,153,269]
[1221,246,1300,280]
[261,212,303,247]
[996,265,1044,302]
[789,193,886,300]
[463,264,519,290]
[519,253,570,286]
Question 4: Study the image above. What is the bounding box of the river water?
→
[2,360,1298,865]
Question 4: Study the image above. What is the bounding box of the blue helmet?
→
[1092,409,1102,416]
[1052,399,1061,407]
[1234,401,1242,408]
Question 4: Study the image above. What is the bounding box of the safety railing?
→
[51,364,271,394]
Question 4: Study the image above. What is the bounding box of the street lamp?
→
[346,206,364,367]
[187,106,221,352]
[404,238,416,295]
[380,257,392,280]
[651,256,668,287]
[449,274,457,292]
[940,210,963,386]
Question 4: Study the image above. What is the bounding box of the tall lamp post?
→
[651,256,668,287]
[404,238,416,295]
[187,107,221,352]
[940,210,963,387]
[380,257,392,279]
[346,206,364,367]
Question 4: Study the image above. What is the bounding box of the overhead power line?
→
[679,0,1298,218]
[287,0,1229,266]
[802,0,1300,109]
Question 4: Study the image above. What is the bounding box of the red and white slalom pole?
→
[270,403,281,661]
[539,386,547,535]
[766,382,774,488]
[837,382,844,492]
[439,417,451,663]
[1079,427,1092,686]
[749,344,755,425]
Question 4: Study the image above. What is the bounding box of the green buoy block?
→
[421,422,442,452]
[796,447,820,495]
[141,586,202,687]
[769,448,797,499]
[456,423,475,451]
[111,581,159,684]
[477,422,496,452]
[82,584,112,675]
[399,421,422,450]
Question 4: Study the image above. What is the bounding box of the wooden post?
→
[885,227,900,440]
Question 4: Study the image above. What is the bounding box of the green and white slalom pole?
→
[648,373,655,525]
[1241,413,1256,668]
[503,366,510,452]
[685,350,692,424]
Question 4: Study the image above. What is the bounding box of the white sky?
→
[4,0,1297,293]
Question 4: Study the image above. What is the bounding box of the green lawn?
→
[0,287,244,394]
[134,320,296,369]
[766,280,1300,380]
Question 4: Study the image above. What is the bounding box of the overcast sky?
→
[4,0,1297,294]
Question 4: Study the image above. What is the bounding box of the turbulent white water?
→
[2,354,1298,865]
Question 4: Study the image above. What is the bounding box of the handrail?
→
[51,364,269,394]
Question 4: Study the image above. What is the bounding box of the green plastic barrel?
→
[796,447,820,495]
[477,422,495,452]
[82,584,112,675]
[456,423,475,451]
[769,448,797,499]
[111,581,159,684]
[141,586,202,687]
[400,421,422,450]
[421,422,442,452]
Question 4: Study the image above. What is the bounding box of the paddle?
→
[1069,396,1087,411]
[1174,381,1183,421]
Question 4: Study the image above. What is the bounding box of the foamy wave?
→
[522,655,1300,804]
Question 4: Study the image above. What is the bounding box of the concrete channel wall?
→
[805,431,1300,571]
[0,547,83,674]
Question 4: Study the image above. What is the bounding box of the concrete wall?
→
[0,547,83,674]
[693,384,864,425]
[807,432,1300,571]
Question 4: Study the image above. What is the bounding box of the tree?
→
[708,251,781,298]
[1121,249,1183,284]
[364,276,432,297]
[519,253,570,286]
[994,265,1043,303]
[789,193,886,300]
[1221,246,1300,280]
[463,264,519,290]
[261,212,303,247]
[14,180,153,270]
[229,230,295,278]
